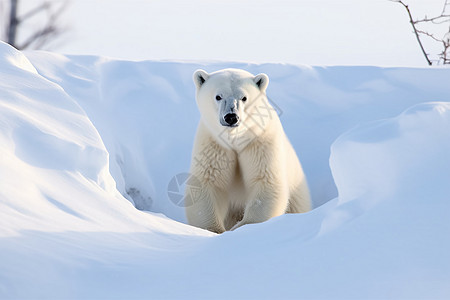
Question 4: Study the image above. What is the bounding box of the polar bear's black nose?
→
[224,113,239,126]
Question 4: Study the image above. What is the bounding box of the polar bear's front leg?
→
[186,184,228,233]
[231,141,289,231]
[186,126,237,233]
[230,182,289,231]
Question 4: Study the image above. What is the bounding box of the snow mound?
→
[0,42,204,236]
[332,101,450,209]
[1,41,449,299]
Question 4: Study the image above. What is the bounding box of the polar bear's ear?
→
[193,69,209,90]
[253,73,269,92]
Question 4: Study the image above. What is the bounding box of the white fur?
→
[186,68,310,233]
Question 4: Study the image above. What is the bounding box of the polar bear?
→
[186,68,310,233]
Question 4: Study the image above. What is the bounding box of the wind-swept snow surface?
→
[0,41,449,299]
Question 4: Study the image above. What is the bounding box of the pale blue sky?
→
[16,0,449,66]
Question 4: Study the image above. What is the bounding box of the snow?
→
[1,40,450,299]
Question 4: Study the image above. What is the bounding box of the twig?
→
[392,0,433,65]
[17,1,68,50]
[416,29,442,43]
[18,2,51,23]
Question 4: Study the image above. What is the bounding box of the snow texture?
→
[1,41,449,299]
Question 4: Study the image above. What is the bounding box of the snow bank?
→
[1,41,449,299]
[25,51,450,221]
[0,42,207,234]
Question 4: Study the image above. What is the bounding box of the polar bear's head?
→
[193,68,270,139]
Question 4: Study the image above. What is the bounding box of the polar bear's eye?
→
[215,95,222,101]
[241,96,247,102]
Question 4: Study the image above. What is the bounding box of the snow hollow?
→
[0,41,449,299]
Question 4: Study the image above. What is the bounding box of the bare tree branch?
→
[416,30,442,43]
[17,1,68,50]
[391,0,433,65]
[18,2,50,23]
[441,0,450,16]
[2,0,69,50]
[7,0,19,46]
[392,0,450,65]
[414,15,450,25]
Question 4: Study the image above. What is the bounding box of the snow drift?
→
[0,41,449,299]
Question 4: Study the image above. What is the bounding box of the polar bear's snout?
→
[219,97,240,127]
[223,113,239,126]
